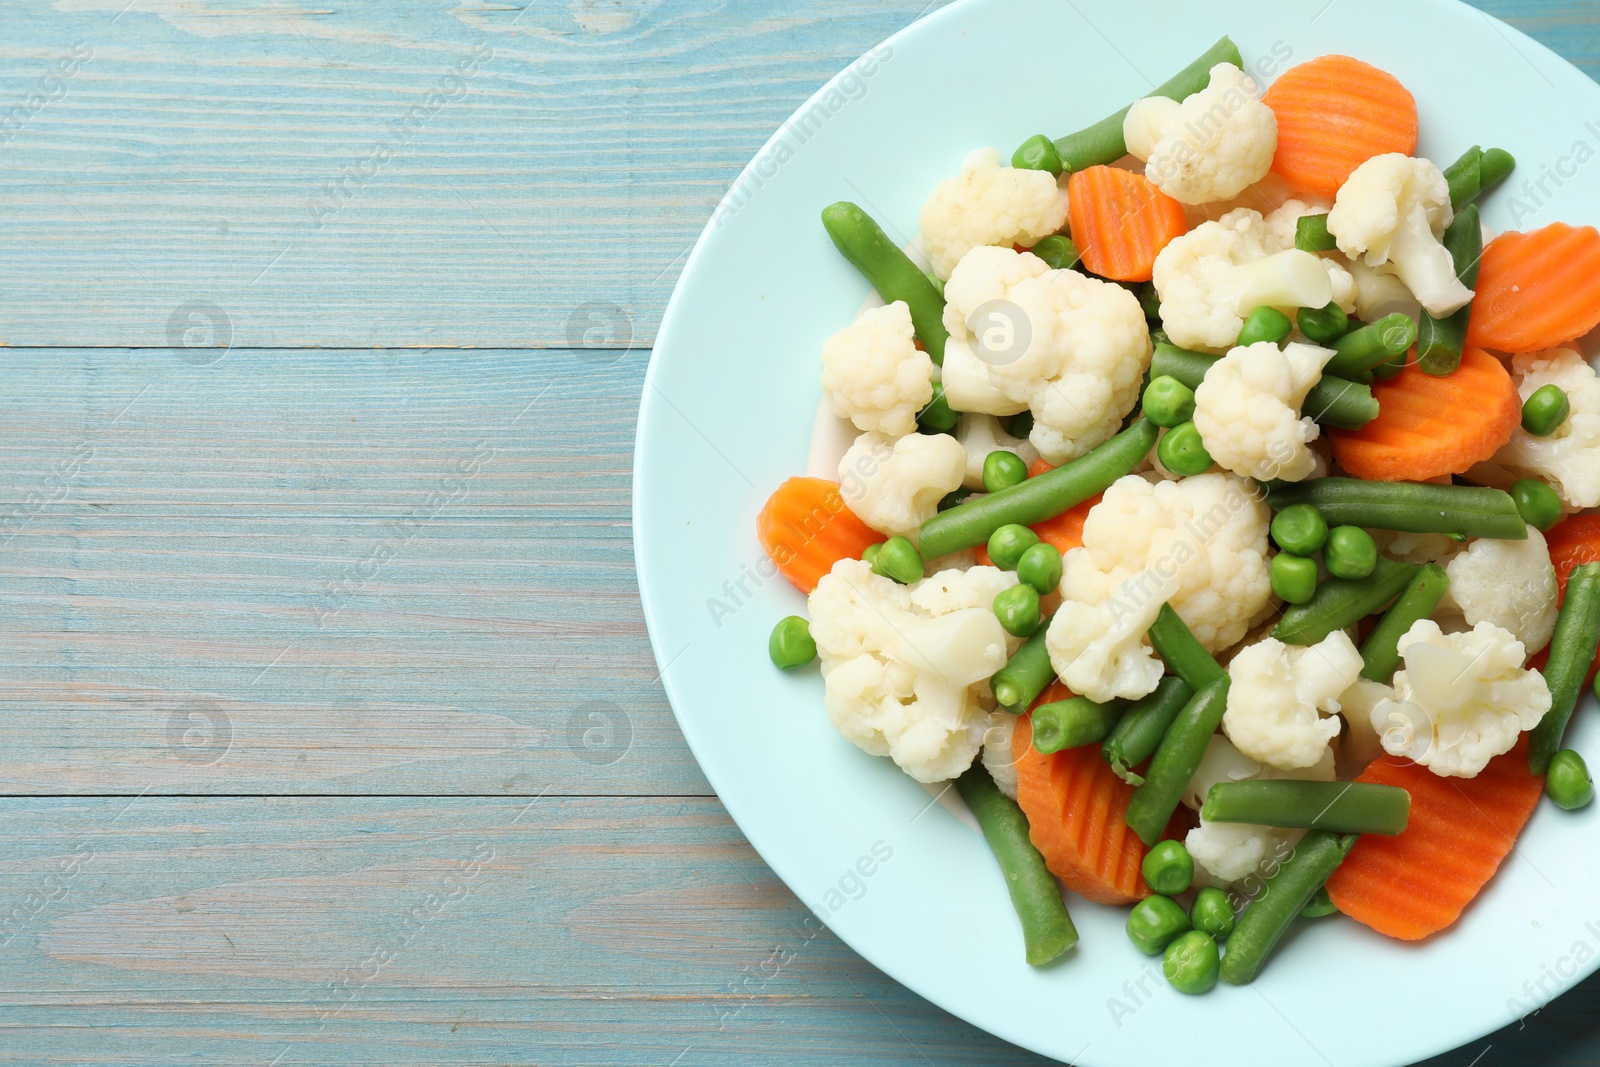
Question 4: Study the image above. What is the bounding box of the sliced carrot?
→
[1328,347,1520,482]
[755,477,879,593]
[1468,224,1600,354]
[1325,735,1544,940]
[1014,688,1168,906]
[1066,166,1188,283]
[1261,55,1418,199]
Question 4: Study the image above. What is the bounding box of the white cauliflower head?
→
[1483,349,1600,509]
[981,711,1021,800]
[1193,340,1335,482]
[1371,619,1552,778]
[819,301,934,437]
[955,412,1038,491]
[1182,734,1334,888]
[1140,63,1278,206]
[1263,200,1357,313]
[1336,677,1395,776]
[838,430,966,540]
[940,335,1029,417]
[942,245,1151,464]
[1340,252,1422,323]
[1327,154,1473,318]
[1152,208,1335,350]
[1045,472,1275,701]
[1222,631,1365,770]
[918,147,1069,280]
[1442,530,1558,654]
[808,559,1013,783]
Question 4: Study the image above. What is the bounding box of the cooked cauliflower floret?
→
[838,430,965,539]
[1336,678,1395,776]
[1371,528,1459,566]
[1327,154,1473,318]
[1182,734,1335,887]
[1442,530,1558,654]
[1193,341,1335,482]
[1044,472,1274,701]
[940,336,1028,417]
[1222,631,1365,770]
[909,564,1020,618]
[808,559,1013,782]
[1138,63,1277,206]
[942,246,1151,464]
[1480,349,1600,509]
[1263,200,1357,313]
[1152,208,1334,351]
[819,301,934,437]
[918,147,1069,280]
[981,711,1020,799]
[955,413,1038,491]
[1340,253,1423,323]
[1371,619,1552,778]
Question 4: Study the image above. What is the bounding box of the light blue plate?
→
[634,2,1600,1063]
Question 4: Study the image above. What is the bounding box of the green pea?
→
[1125,894,1191,956]
[983,450,1029,493]
[1142,375,1197,428]
[1012,133,1064,177]
[993,583,1042,637]
[862,543,882,568]
[1157,422,1213,476]
[1015,542,1064,596]
[917,382,961,433]
[875,536,924,584]
[1002,410,1034,439]
[1161,930,1219,995]
[1237,306,1292,347]
[1324,525,1378,580]
[1271,552,1319,605]
[1271,503,1329,556]
[768,616,817,670]
[1547,749,1594,810]
[987,524,1040,570]
[1030,235,1080,271]
[1300,886,1339,918]
[1523,384,1571,437]
[1510,479,1563,532]
[1190,887,1235,942]
[1141,839,1194,895]
[1297,301,1351,345]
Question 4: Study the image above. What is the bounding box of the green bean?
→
[1325,314,1418,379]
[1262,478,1528,541]
[1359,563,1449,682]
[1273,556,1419,646]
[1295,213,1337,252]
[1103,676,1193,785]
[821,201,949,364]
[1148,603,1225,688]
[1529,562,1600,774]
[1044,37,1243,172]
[955,765,1078,965]
[1416,205,1481,377]
[1443,146,1517,212]
[917,382,960,433]
[990,625,1056,712]
[1203,781,1410,835]
[1132,281,1162,321]
[1151,343,1378,430]
[1219,830,1354,985]
[919,418,1158,559]
[1011,134,1064,177]
[1125,677,1230,847]
[1300,886,1339,918]
[1031,696,1127,754]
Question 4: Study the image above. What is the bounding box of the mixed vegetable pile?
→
[757,37,1600,995]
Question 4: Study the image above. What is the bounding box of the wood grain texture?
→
[0,0,1598,1064]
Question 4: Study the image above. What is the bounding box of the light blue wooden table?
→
[0,1,1596,1063]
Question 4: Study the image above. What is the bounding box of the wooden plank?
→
[0,348,708,795]
[0,0,949,349]
[0,796,1054,1065]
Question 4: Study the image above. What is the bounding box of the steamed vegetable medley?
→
[756,38,1600,993]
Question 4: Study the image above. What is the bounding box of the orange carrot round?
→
[1328,346,1520,482]
[1325,736,1544,940]
[1468,224,1600,353]
[1262,55,1418,199]
[755,477,880,593]
[1066,166,1188,283]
